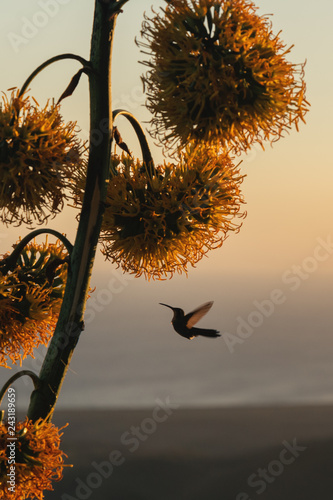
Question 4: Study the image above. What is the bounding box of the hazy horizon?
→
[1,0,332,411]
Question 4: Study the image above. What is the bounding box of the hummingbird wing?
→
[185,302,214,329]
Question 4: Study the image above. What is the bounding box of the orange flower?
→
[75,145,245,279]
[0,89,85,225]
[0,417,70,500]
[0,238,68,368]
[139,0,309,152]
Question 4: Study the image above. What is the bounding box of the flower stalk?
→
[0,229,73,275]
[113,109,154,170]
[0,371,40,408]
[27,0,118,422]
[18,53,91,99]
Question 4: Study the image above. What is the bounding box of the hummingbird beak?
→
[159,303,174,310]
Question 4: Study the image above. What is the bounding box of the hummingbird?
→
[159,301,220,340]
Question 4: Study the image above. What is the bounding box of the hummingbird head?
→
[159,303,184,321]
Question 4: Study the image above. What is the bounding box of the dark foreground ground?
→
[45,405,333,500]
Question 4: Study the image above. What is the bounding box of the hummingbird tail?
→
[191,327,221,338]
[201,330,221,338]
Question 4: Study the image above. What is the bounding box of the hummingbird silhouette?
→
[160,301,220,340]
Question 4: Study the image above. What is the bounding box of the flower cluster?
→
[139,0,309,152]
[73,146,245,279]
[0,238,68,367]
[0,89,85,226]
[0,417,69,500]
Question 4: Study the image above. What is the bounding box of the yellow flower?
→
[139,0,309,152]
[0,417,70,500]
[0,89,85,225]
[0,238,68,368]
[77,145,245,279]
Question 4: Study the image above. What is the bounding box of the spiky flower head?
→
[0,238,68,368]
[0,417,69,500]
[73,145,245,279]
[139,0,309,152]
[0,89,84,226]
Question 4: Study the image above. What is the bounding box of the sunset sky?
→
[0,0,332,408]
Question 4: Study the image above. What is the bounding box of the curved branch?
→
[19,53,91,98]
[0,371,40,409]
[0,229,73,274]
[113,109,155,170]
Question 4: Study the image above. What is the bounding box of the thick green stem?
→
[27,1,117,422]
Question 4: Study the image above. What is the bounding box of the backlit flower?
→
[0,238,68,368]
[0,89,85,225]
[139,0,309,152]
[81,145,246,279]
[0,417,69,500]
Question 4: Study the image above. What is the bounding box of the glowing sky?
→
[1,0,332,272]
[0,0,332,407]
